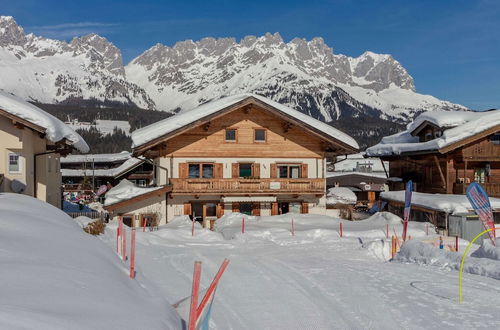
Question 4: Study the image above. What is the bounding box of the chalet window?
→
[188,163,214,178]
[278,164,300,178]
[474,168,486,183]
[8,153,20,173]
[137,179,147,187]
[424,132,433,141]
[254,129,266,142]
[225,129,236,142]
[490,133,500,145]
[239,163,252,178]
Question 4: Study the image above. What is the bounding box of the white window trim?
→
[8,152,22,174]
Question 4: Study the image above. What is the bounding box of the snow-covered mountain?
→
[126,33,467,122]
[0,16,466,125]
[0,16,155,109]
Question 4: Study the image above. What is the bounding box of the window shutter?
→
[271,202,278,216]
[232,163,239,178]
[252,203,261,216]
[270,164,277,178]
[301,202,309,214]
[214,163,223,178]
[232,202,240,213]
[216,203,224,218]
[179,163,188,178]
[184,203,192,216]
[252,163,260,178]
[300,164,308,178]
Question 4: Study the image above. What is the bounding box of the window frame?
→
[277,164,301,179]
[239,163,253,178]
[188,163,215,179]
[225,128,237,143]
[254,128,267,143]
[8,152,21,174]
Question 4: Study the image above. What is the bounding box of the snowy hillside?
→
[0,193,181,329]
[0,16,466,126]
[126,33,467,122]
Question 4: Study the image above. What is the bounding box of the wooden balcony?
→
[169,178,325,195]
[453,182,500,198]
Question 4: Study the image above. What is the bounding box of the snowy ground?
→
[101,213,500,330]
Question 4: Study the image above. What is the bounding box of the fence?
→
[66,211,105,220]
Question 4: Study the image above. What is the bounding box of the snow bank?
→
[394,240,500,280]
[0,91,89,153]
[104,179,163,206]
[326,187,357,205]
[0,193,180,329]
[471,239,500,260]
[132,93,359,150]
[366,109,500,156]
[381,190,500,214]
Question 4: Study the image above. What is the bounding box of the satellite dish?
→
[11,179,26,193]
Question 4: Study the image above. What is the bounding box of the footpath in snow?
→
[101,212,500,330]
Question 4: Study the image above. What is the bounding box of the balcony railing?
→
[453,182,500,197]
[169,178,325,195]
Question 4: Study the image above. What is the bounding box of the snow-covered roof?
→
[327,171,388,179]
[380,191,500,215]
[61,151,131,163]
[326,187,358,205]
[333,153,388,173]
[61,157,143,178]
[366,110,500,157]
[131,94,359,151]
[104,179,165,206]
[0,91,89,153]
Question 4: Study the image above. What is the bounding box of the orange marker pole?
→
[456,236,459,252]
[340,222,343,238]
[122,225,127,261]
[291,218,295,236]
[191,218,195,237]
[142,217,146,232]
[242,217,245,234]
[116,217,121,253]
[188,262,202,330]
[130,228,136,279]
[386,223,389,239]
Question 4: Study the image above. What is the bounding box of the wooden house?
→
[366,110,500,197]
[104,94,359,226]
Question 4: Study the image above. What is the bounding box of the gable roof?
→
[131,94,358,155]
[366,109,500,157]
[0,91,89,153]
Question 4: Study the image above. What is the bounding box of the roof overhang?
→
[132,96,358,157]
[104,185,172,212]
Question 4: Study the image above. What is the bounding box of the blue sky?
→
[2,0,500,110]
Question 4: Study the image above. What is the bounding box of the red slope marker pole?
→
[122,225,127,261]
[142,217,146,232]
[242,217,245,234]
[188,261,202,330]
[386,223,389,239]
[456,236,459,252]
[339,222,343,238]
[130,228,136,279]
[116,217,121,253]
[291,218,295,236]
[196,259,230,320]
[426,223,429,236]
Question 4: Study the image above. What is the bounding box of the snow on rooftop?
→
[0,91,89,153]
[0,193,180,329]
[131,93,359,150]
[366,110,500,156]
[326,187,358,205]
[407,110,490,132]
[61,151,131,163]
[381,190,500,214]
[61,157,143,178]
[104,179,164,206]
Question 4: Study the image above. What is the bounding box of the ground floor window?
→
[141,214,158,228]
[240,203,253,215]
[8,153,20,173]
[121,215,133,227]
[278,202,301,214]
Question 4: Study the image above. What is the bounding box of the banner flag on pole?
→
[402,180,413,241]
[466,182,496,246]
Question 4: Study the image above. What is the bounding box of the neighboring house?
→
[366,110,500,197]
[104,94,359,227]
[61,151,154,194]
[0,91,89,208]
[327,153,388,207]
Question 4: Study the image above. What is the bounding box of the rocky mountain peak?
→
[70,34,124,76]
[0,16,27,47]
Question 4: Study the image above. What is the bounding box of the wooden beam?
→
[433,155,446,189]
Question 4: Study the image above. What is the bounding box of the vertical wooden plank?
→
[300,163,308,178]
[179,163,188,178]
[270,164,277,178]
[252,163,260,178]
[271,202,278,216]
[184,202,192,216]
[232,163,239,178]
[214,163,223,178]
[301,202,309,214]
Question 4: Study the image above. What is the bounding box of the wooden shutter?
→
[179,163,188,178]
[214,163,223,178]
[216,203,224,218]
[301,202,309,214]
[271,202,278,216]
[232,202,240,213]
[252,163,260,178]
[300,164,308,178]
[252,203,261,216]
[183,203,192,215]
[232,163,239,178]
[270,164,277,178]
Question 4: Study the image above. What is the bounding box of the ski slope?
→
[102,213,500,329]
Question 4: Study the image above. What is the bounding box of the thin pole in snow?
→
[291,218,295,236]
[116,217,121,253]
[456,236,459,252]
[192,212,196,237]
[122,225,127,261]
[386,223,389,239]
[196,259,230,320]
[242,217,245,234]
[426,223,429,236]
[188,261,202,330]
[339,222,343,238]
[130,228,136,279]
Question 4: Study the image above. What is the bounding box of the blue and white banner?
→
[402,180,412,241]
[466,182,496,245]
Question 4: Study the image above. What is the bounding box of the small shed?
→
[326,187,357,220]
